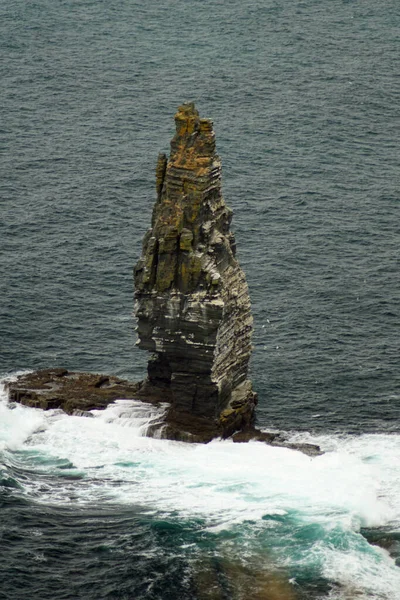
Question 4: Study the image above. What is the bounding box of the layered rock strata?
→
[134,102,257,434]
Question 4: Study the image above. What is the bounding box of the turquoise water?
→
[1,392,400,598]
[1,0,399,597]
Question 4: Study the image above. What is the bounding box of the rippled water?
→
[1,0,399,598]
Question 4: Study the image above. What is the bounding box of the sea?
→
[1,0,399,598]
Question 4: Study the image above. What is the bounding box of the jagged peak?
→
[170,103,216,168]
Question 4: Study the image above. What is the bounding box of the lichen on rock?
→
[134,102,257,431]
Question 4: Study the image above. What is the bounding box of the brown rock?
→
[5,369,146,414]
[232,428,279,444]
[134,102,257,435]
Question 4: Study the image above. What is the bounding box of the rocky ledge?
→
[5,104,321,457]
[5,369,320,455]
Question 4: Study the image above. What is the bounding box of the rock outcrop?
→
[5,368,321,454]
[6,369,143,414]
[4,104,322,456]
[134,102,257,435]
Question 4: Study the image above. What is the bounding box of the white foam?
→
[0,379,49,451]
[1,383,400,599]
[322,543,400,600]
[288,431,400,529]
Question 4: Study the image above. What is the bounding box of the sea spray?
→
[1,381,400,598]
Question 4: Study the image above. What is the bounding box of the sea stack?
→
[5,105,322,454]
[134,103,257,436]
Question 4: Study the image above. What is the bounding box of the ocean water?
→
[1,0,399,598]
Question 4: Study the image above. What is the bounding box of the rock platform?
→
[5,369,321,455]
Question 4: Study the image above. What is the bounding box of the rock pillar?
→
[134,103,256,424]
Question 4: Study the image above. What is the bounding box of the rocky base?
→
[5,368,145,414]
[231,428,322,456]
[4,369,321,456]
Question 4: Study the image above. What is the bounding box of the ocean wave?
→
[1,380,400,598]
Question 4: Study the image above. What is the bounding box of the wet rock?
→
[134,102,257,436]
[271,441,322,457]
[232,428,322,455]
[5,369,147,414]
[232,428,279,444]
[5,370,321,455]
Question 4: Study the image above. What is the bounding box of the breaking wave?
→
[1,378,400,599]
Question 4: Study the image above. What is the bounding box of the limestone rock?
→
[134,103,257,429]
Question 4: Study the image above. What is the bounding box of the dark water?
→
[1,0,399,598]
[0,495,340,600]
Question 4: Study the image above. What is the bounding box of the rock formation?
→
[5,103,322,455]
[6,369,143,414]
[134,102,257,435]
